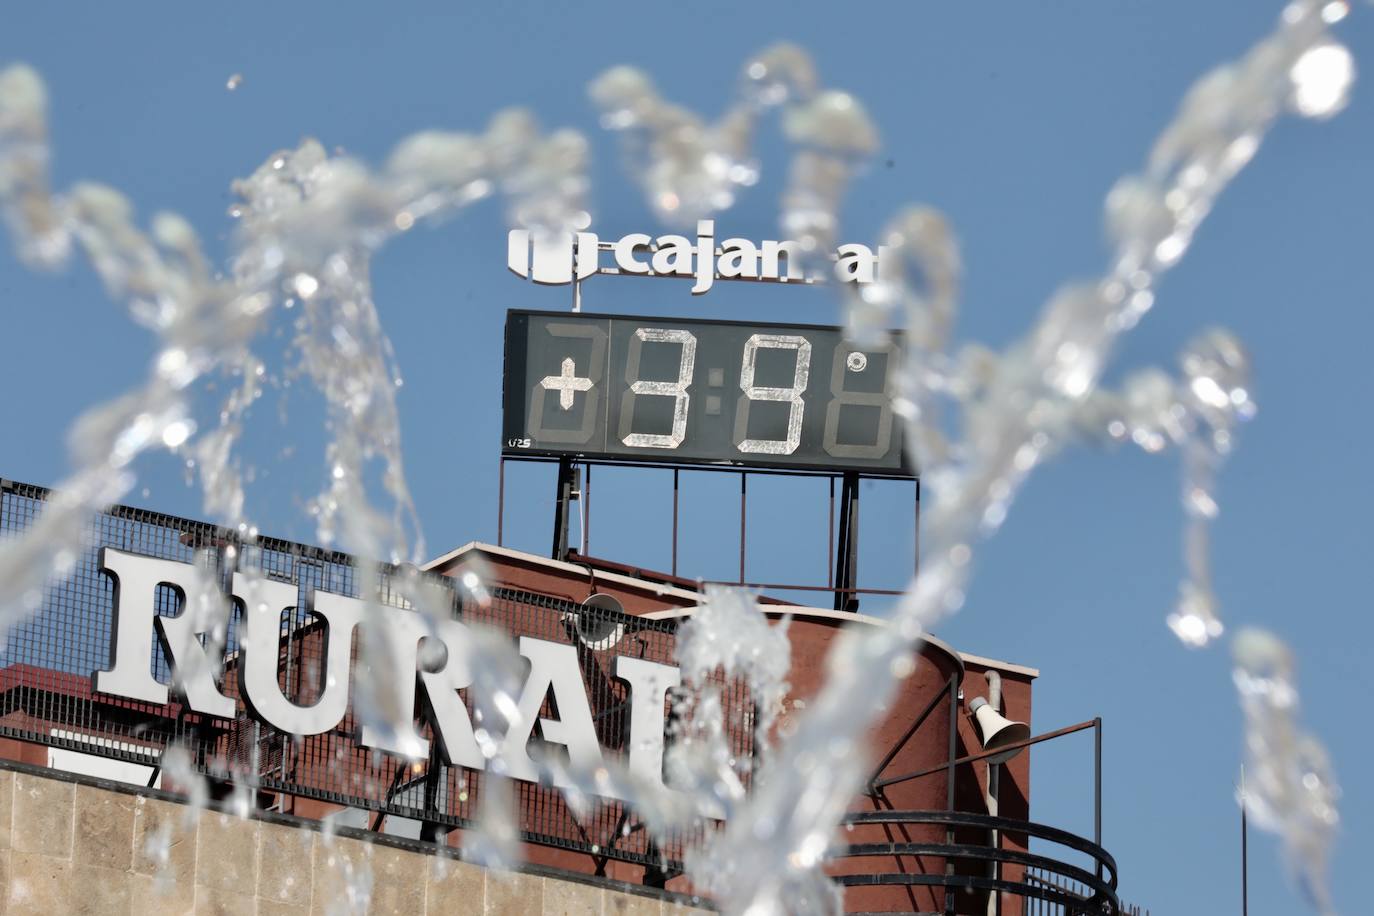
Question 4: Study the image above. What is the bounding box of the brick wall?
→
[0,763,708,915]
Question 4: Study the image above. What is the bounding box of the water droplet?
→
[1290,42,1354,119]
[890,654,915,678]
[291,273,319,299]
[1170,611,1212,646]
[161,420,194,448]
[1321,1,1349,23]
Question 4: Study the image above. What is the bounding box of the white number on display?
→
[733,334,812,455]
[619,328,697,448]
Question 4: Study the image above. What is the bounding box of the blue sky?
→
[2,2,1372,912]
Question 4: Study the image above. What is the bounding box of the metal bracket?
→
[865,673,957,794]
[833,471,860,611]
[551,457,579,560]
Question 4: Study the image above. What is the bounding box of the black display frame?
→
[501,309,915,478]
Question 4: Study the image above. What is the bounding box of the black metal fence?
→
[1024,866,1149,915]
[836,810,1123,915]
[0,478,751,868]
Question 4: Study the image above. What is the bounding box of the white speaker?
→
[968,697,1031,764]
[565,593,626,650]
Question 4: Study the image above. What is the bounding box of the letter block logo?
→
[507,229,600,285]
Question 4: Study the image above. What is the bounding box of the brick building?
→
[0,479,1138,914]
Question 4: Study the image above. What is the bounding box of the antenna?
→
[1240,765,1249,916]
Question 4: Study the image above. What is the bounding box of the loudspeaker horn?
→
[968,697,1031,764]
[565,593,626,650]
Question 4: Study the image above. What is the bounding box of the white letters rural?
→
[508,220,884,294]
[92,548,681,801]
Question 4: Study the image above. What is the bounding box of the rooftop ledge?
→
[424,540,1039,680]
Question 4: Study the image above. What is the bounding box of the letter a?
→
[501,637,604,785]
[835,243,878,283]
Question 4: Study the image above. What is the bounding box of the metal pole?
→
[1094,716,1103,881]
[833,475,850,610]
[671,469,679,577]
[280,605,295,784]
[828,476,835,588]
[945,674,959,916]
[834,472,861,611]
[551,457,575,560]
[497,458,505,547]
[1241,765,1249,916]
[849,474,860,605]
[946,675,958,812]
[914,477,921,576]
[739,472,747,585]
[989,762,1002,916]
[420,739,446,845]
[582,463,591,556]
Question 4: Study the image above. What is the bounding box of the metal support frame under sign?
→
[500,454,919,611]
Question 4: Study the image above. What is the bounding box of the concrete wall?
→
[0,763,708,915]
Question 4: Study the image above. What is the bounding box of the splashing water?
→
[1234,628,1340,914]
[140,743,212,896]
[1078,327,1257,647]
[676,586,791,754]
[463,774,523,871]
[0,1,1356,913]
[592,2,1351,911]
[316,823,376,916]
[0,67,589,768]
[0,58,593,910]
[0,65,255,638]
[591,41,878,264]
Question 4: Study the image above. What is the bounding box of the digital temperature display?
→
[502,311,912,475]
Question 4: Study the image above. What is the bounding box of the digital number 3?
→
[618,328,697,448]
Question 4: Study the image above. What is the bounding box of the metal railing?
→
[1024,867,1149,915]
[836,810,1120,914]
[854,675,1147,916]
[0,478,755,869]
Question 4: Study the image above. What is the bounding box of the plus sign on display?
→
[543,357,594,410]
[502,310,913,475]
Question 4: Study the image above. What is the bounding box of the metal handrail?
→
[838,873,1112,915]
[871,719,1098,791]
[840,843,1109,900]
[836,809,1120,914]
